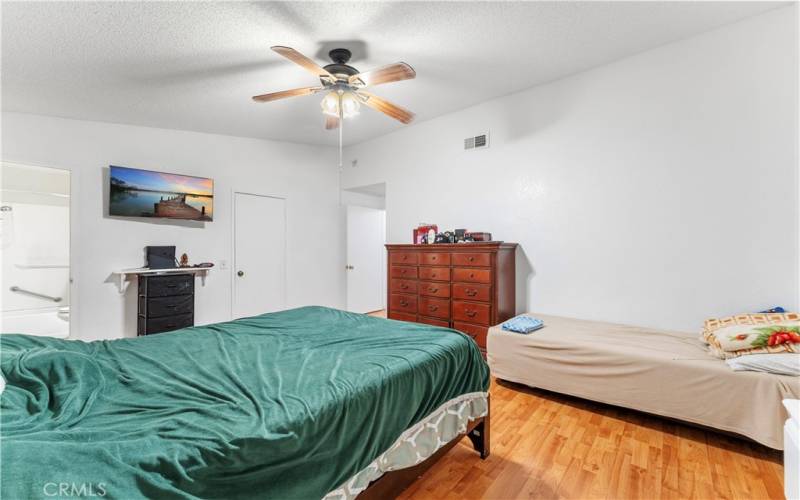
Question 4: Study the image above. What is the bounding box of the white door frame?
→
[230,190,287,319]
[1,160,76,338]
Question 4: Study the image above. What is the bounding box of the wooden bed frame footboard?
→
[358,395,490,500]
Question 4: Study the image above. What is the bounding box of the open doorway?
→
[1,162,71,338]
[342,183,386,314]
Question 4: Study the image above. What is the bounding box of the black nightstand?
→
[137,273,195,335]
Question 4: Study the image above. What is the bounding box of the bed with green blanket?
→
[0,306,489,499]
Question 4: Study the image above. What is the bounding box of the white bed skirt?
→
[323,391,489,500]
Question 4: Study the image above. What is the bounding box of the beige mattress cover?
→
[487,314,800,449]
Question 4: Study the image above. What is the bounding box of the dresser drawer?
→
[453,268,491,284]
[452,301,491,325]
[143,313,193,335]
[418,267,450,281]
[420,252,451,266]
[144,295,194,318]
[388,311,416,322]
[390,293,417,314]
[418,297,450,319]
[140,274,194,297]
[419,281,450,298]
[390,266,418,279]
[452,252,491,267]
[418,316,450,328]
[453,322,489,349]
[452,283,491,302]
[390,252,418,265]
[390,279,418,294]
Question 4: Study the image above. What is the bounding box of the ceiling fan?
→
[252,46,416,130]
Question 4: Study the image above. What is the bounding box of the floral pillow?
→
[701,312,800,359]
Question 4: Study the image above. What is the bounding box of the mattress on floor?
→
[487,314,800,450]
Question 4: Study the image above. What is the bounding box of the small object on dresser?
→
[193,262,214,268]
[466,232,492,242]
[455,229,467,242]
[179,253,190,267]
[413,223,438,244]
[146,246,176,269]
[427,228,436,244]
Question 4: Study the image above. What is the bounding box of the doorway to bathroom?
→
[0,162,71,337]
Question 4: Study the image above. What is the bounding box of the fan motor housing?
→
[323,48,359,80]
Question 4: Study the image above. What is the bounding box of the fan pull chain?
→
[338,93,344,170]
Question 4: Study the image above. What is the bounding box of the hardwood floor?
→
[399,378,784,500]
[364,309,784,499]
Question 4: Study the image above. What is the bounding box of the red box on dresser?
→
[386,242,517,355]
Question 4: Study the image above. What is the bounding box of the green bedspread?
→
[1,306,489,499]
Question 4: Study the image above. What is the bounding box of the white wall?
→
[342,6,799,332]
[1,112,343,340]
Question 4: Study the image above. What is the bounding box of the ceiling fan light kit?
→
[320,89,361,119]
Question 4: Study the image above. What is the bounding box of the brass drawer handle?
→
[465,289,477,296]
[469,273,475,278]
[468,256,475,262]
[400,300,409,307]
[400,283,408,289]
[466,310,477,318]
[428,305,438,312]
[429,287,438,293]
[431,273,437,278]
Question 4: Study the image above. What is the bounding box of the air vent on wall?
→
[464,132,489,151]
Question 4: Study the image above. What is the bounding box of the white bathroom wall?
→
[1,112,343,341]
[342,6,799,332]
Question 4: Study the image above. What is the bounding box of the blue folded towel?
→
[501,315,544,334]
[759,306,786,313]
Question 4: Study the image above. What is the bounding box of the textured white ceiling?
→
[1,1,786,146]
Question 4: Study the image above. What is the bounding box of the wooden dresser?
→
[386,242,517,353]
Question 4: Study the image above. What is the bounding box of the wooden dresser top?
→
[385,242,517,250]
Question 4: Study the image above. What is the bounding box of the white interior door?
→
[233,193,286,318]
[346,205,385,313]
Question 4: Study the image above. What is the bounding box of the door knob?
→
[237,271,244,277]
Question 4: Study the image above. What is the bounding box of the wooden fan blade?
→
[358,91,415,124]
[325,116,339,130]
[271,46,336,82]
[349,62,416,87]
[252,86,323,102]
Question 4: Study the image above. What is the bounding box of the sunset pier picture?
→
[109,166,213,221]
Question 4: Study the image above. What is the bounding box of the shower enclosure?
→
[1,162,70,337]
